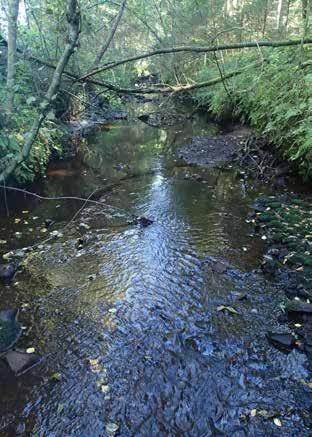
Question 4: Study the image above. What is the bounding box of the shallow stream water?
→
[0,113,311,436]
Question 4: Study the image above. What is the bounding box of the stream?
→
[0,111,311,436]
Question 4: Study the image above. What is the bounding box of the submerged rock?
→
[212,261,228,274]
[0,263,17,283]
[267,332,296,352]
[130,216,154,228]
[5,350,42,376]
[0,309,21,354]
[286,302,312,315]
[45,219,55,229]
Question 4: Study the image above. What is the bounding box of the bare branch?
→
[79,38,312,81]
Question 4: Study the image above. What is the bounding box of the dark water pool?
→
[0,115,311,436]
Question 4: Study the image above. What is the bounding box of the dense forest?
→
[1,0,312,182]
[0,2,312,436]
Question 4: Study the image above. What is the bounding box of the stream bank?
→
[0,109,311,436]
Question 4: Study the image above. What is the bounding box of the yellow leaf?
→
[273,418,282,427]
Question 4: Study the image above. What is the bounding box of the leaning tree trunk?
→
[6,0,20,122]
[89,0,126,72]
[0,0,80,183]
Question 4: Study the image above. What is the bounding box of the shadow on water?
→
[0,114,311,436]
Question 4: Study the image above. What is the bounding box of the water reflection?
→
[0,115,275,435]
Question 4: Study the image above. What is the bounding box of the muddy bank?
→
[177,127,250,168]
[177,126,297,187]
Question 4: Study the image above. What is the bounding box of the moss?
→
[258,212,273,222]
[291,199,310,208]
[268,218,282,228]
[288,253,312,267]
[266,202,282,209]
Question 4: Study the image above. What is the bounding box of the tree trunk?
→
[6,0,20,121]
[89,0,126,72]
[276,0,284,30]
[0,0,80,183]
[302,0,308,20]
[284,0,291,31]
[262,0,269,37]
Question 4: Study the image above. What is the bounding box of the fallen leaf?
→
[273,418,282,427]
[106,423,119,434]
[217,305,238,315]
[51,372,62,381]
[101,385,110,393]
[57,403,64,415]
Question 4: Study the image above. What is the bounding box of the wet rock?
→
[0,263,17,283]
[274,175,286,188]
[268,248,280,258]
[45,219,55,228]
[16,423,26,435]
[76,238,84,250]
[277,313,288,324]
[267,332,296,352]
[212,261,228,274]
[304,337,312,355]
[0,309,21,354]
[138,112,186,128]
[252,203,267,213]
[5,350,42,375]
[113,163,130,172]
[261,257,278,275]
[130,216,154,228]
[286,302,312,315]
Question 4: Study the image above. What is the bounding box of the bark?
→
[6,0,20,120]
[0,0,80,183]
[302,0,308,20]
[262,0,269,37]
[89,0,126,72]
[79,38,312,81]
[276,0,284,30]
[285,0,291,30]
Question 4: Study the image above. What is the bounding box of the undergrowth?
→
[191,47,312,180]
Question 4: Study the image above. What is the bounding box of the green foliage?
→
[0,118,62,183]
[191,49,312,180]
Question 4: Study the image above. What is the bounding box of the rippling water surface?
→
[0,115,310,436]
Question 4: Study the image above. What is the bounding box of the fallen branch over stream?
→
[80,38,312,81]
[7,36,312,95]
[0,185,128,215]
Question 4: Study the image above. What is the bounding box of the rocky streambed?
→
[0,111,311,436]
